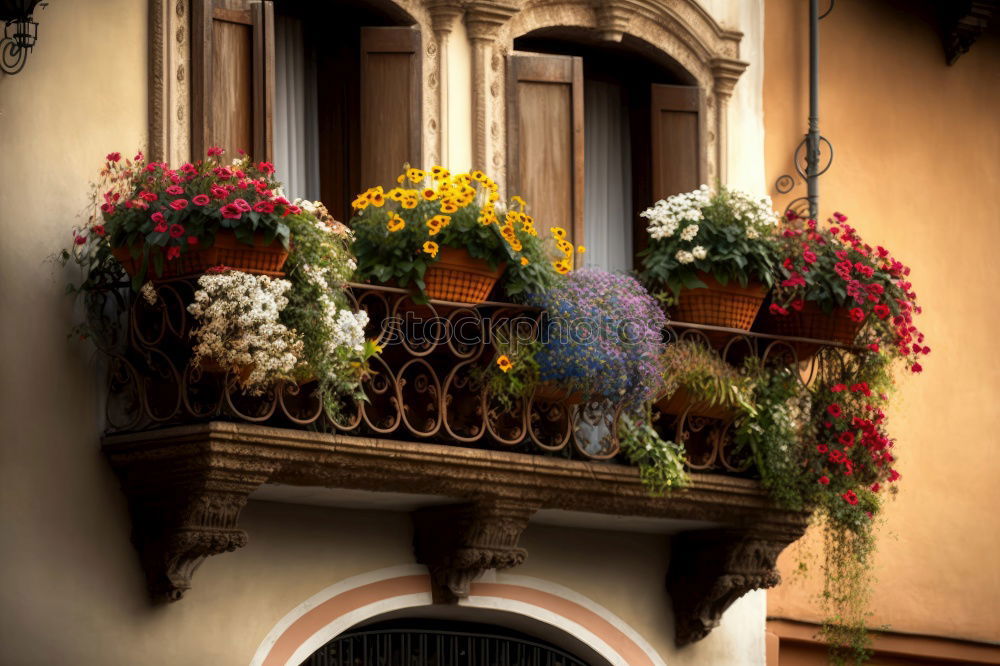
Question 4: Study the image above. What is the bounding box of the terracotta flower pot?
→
[766,301,863,346]
[533,381,585,406]
[671,272,767,331]
[655,387,739,421]
[424,246,506,304]
[112,230,289,281]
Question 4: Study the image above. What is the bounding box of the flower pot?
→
[533,381,585,405]
[766,302,863,345]
[424,246,505,304]
[672,272,766,331]
[112,230,289,281]
[655,387,739,421]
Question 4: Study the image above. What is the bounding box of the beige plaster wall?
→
[763,0,1000,643]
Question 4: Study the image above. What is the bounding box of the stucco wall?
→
[0,7,771,665]
[763,0,1000,643]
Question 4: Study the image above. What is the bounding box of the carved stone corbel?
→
[593,1,632,42]
[105,438,274,602]
[666,525,806,646]
[413,498,538,603]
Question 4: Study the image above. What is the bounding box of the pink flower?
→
[207,146,224,157]
[187,236,200,246]
[790,299,804,312]
[93,224,106,236]
[106,152,121,162]
[849,307,865,322]
[192,194,211,206]
[100,202,115,214]
[220,203,242,220]
[282,204,302,217]
[803,250,817,264]
[211,185,229,200]
[168,224,185,238]
[154,222,168,233]
[253,200,275,213]
[169,198,189,210]
[139,191,158,202]
[818,476,830,485]
[233,198,252,212]
[166,246,181,260]
[769,304,789,316]
[827,403,843,418]
[781,273,806,288]
[74,234,87,245]
[257,161,276,174]
[151,212,166,225]
[166,185,184,195]
[842,490,858,505]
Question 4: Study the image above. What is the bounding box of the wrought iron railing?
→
[102,280,858,474]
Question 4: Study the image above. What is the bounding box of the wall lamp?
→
[1,0,47,75]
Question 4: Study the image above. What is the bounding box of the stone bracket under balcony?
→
[103,421,807,643]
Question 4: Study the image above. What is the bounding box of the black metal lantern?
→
[0,0,47,75]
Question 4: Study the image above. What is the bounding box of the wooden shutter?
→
[359,27,422,188]
[650,84,702,199]
[192,0,275,161]
[506,53,584,246]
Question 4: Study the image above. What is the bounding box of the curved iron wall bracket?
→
[0,1,48,75]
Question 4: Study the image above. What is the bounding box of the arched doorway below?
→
[303,617,593,665]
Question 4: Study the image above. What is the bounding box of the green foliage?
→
[476,324,542,412]
[618,404,689,495]
[659,339,758,415]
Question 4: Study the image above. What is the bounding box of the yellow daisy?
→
[520,256,529,266]
[407,168,426,183]
[496,355,513,373]
[551,227,567,240]
[387,214,405,232]
[422,241,439,258]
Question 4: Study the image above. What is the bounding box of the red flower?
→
[139,191,158,202]
[93,224,106,236]
[911,362,923,373]
[187,236,200,246]
[207,146,224,157]
[870,483,881,493]
[849,307,865,322]
[827,403,843,418]
[206,265,231,274]
[74,234,86,245]
[816,444,829,454]
[818,476,830,485]
[166,185,184,195]
[106,152,121,162]
[233,198,252,212]
[154,222,168,233]
[166,246,181,260]
[257,161,276,174]
[803,250,817,264]
[790,299,804,312]
[873,304,890,319]
[151,212,166,225]
[100,202,115,214]
[781,273,806,287]
[168,224,185,238]
[842,490,858,505]
[282,204,302,217]
[211,185,229,200]
[769,304,789,316]
[169,198,189,210]
[831,384,847,393]
[838,431,855,447]
[888,468,901,482]
[833,212,847,222]
[192,194,211,206]
[868,343,880,352]
[220,203,242,220]
[253,200,275,213]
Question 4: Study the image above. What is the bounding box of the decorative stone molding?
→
[104,422,808,610]
[666,525,807,646]
[710,56,749,103]
[148,0,190,163]
[942,1,996,65]
[413,499,539,603]
[426,1,466,165]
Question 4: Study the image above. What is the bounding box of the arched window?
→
[508,30,702,272]
[302,619,593,666]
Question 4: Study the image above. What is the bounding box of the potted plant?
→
[90,149,299,288]
[655,339,757,421]
[639,185,779,330]
[769,211,929,372]
[529,269,666,405]
[349,167,568,304]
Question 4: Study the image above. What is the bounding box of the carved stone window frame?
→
[147,0,443,166]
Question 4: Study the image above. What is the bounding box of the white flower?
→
[675,250,695,264]
[692,246,707,260]
[680,224,699,241]
[140,282,158,306]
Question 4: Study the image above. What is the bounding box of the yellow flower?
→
[421,188,438,201]
[511,195,526,211]
[423,241,439,258]
[388,187,404,201]
[427,214,450,235]
[487,192,499,205]
[509,238,522,252]
[396,174,406,184]
[368,186,385,207]
[501,225,517,242]
[351,195,369,210]
[407,168,426,183]
[496,354,513,373]
[441,202,459,214]
[551,227,567,240]
[471,169,486,181]
[401,196,419,210]
[557,239,573,255]
[553,259,570,275]
[578,245,586,254]
[387,214,405,232]
[431,166,450,180]
[520,256,529,266]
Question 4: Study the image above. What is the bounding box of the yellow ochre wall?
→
[763,0,1000,646]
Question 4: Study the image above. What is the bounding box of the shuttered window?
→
[650,83,702,200]
[506,53,585,246]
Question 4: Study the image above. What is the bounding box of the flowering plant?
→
[530,269,665,404]
[349,167,572,302]
[658,340,757,415]
[639,185,779,300]
[89,148,304,287]
[771,211,928,372]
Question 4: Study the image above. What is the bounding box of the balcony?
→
[100,280,856,644]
